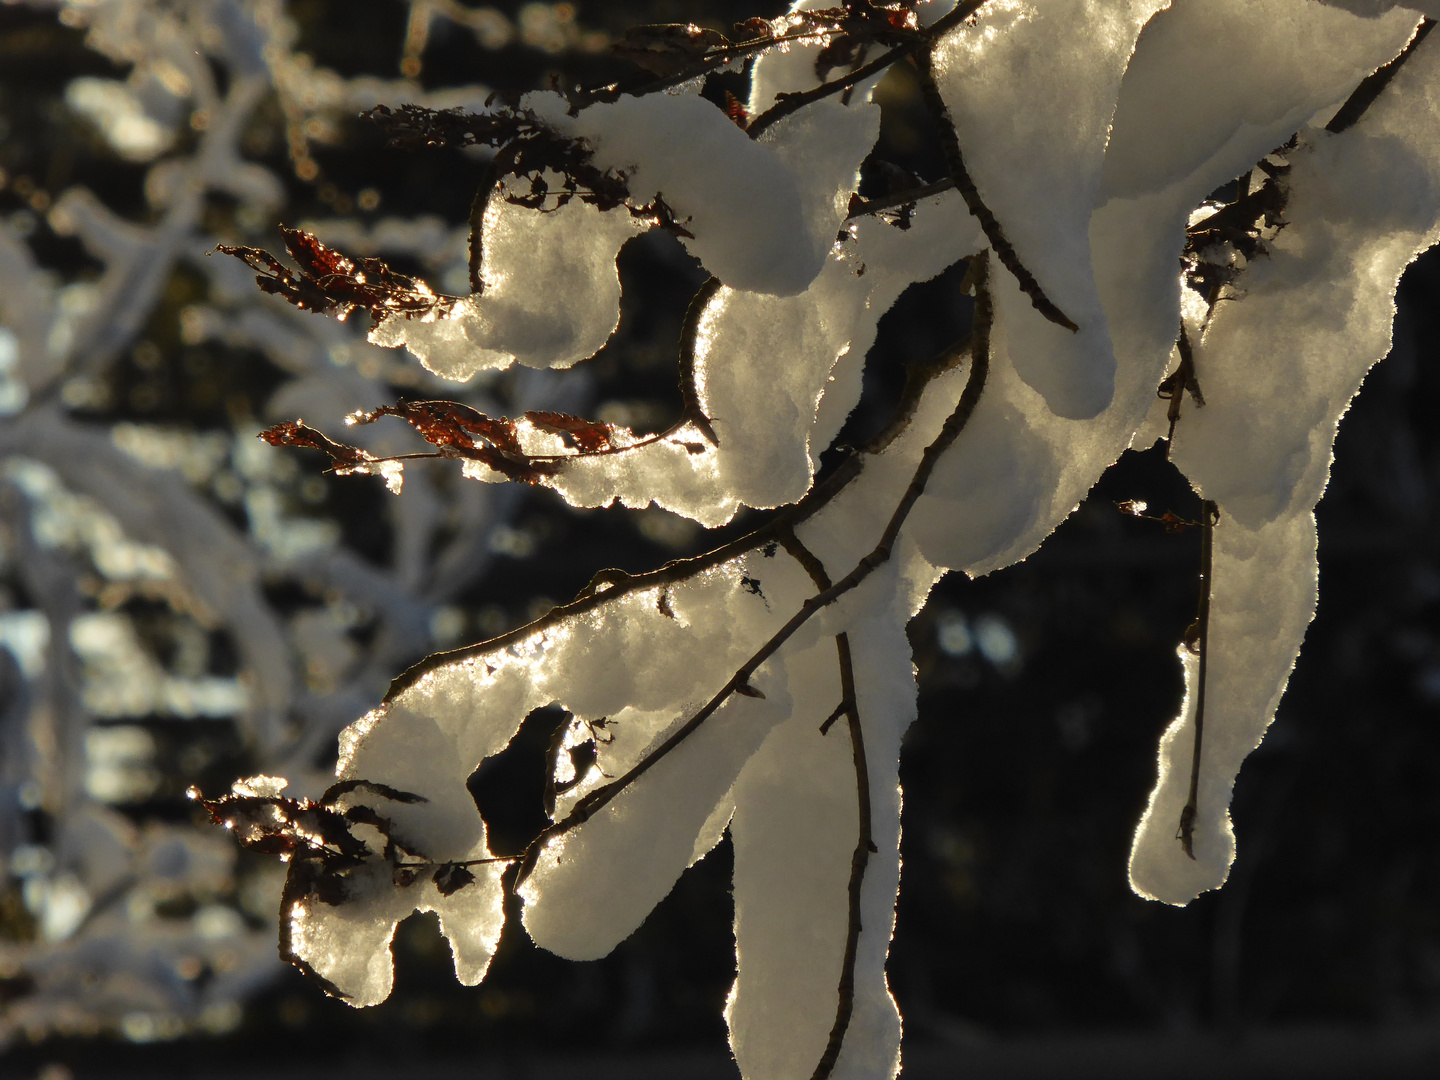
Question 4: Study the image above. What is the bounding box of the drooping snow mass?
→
[1132,30,1440,901]
[259,3,1440,1079]
[532,194,982,525]
[931,0,1169,419]
[368,85,882,384]
[568,92,880,296]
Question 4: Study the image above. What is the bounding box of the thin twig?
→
[678,276,722,445]
[777,526,873,1080]
[572,24,896,112]
[1326,18,1434,134]
[846,177,957,221]
[381,235,983,700]
[514,253,992,889]
[808,630,869,1080]
[1160,323,1203,456]
[467,152,504,293]
[866,256,983,454]
[1177,498,1219,859]
[382,450,862,700]
[911,48,1078,333]
[745,2,987,139]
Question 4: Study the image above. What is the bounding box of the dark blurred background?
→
[2,2,1439,1077]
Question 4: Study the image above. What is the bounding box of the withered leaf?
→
[217,228,457,326]
[358,400,526,458]
[523,410,616,453]
[258,421,373,470]
[432,863,477,897]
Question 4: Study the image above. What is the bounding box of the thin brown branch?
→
[746,2,987,139]
[777,526,872,1080]
[513,253,992,889]
[747,40,915,138]
[678,276,723,445]
[866,256,983,455]
[778,522,832,592]
[808,630,869,1080]
[846,177,957,221]
[574,21,911,112]
[1177,498,1220,859]
[382,449,863,701]
[467,153,503,293]
[1326,18,1434,134]
[1160,323,1204,456]
[912,48,1078,333]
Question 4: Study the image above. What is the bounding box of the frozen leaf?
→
[217,228,457,324]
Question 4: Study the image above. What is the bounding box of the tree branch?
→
[1160,323,1204,456]
[745,2,988,139]
[846,177,957,221]
[678,276,723,445]
[912,48,1078,333]
[467,152,505,293]
[1326,18,1434,134]
[1177,499,1219,859]
[777,525,872,1080]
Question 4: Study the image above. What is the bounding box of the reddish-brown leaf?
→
[217,228,457,325]
[364,400,526,457]
[523,410,616,453]
[259,421,372,468]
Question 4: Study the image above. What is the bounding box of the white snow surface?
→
[370,87,881,382]
[570,92,880,297]
[529,194,982,525]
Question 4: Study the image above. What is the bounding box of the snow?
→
[931,0,1168,418]
[573,91,879,296]
[908,0,1426,577]
[452,191,983,527]
[371,87,881,385]
[1132,30,1440,902]
[369,193,641,379]
[727,561,930,1080]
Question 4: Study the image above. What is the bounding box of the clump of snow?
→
[1132,30,1440,902]
[370,194,642,380]
[932,0,1168,419]
[530,194,982,526]
[569,91,879,296]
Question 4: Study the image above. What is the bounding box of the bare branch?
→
[745,2,988,138]
[1326,18,1435,134]
[846,177,957,221]
[777,525,872,1080]
[1160,323,1205,456]
[1177,499,1220,859]
[678,276,723,445]
[912,49,1078,333]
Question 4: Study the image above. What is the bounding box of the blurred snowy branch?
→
[0,0,595,1045]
